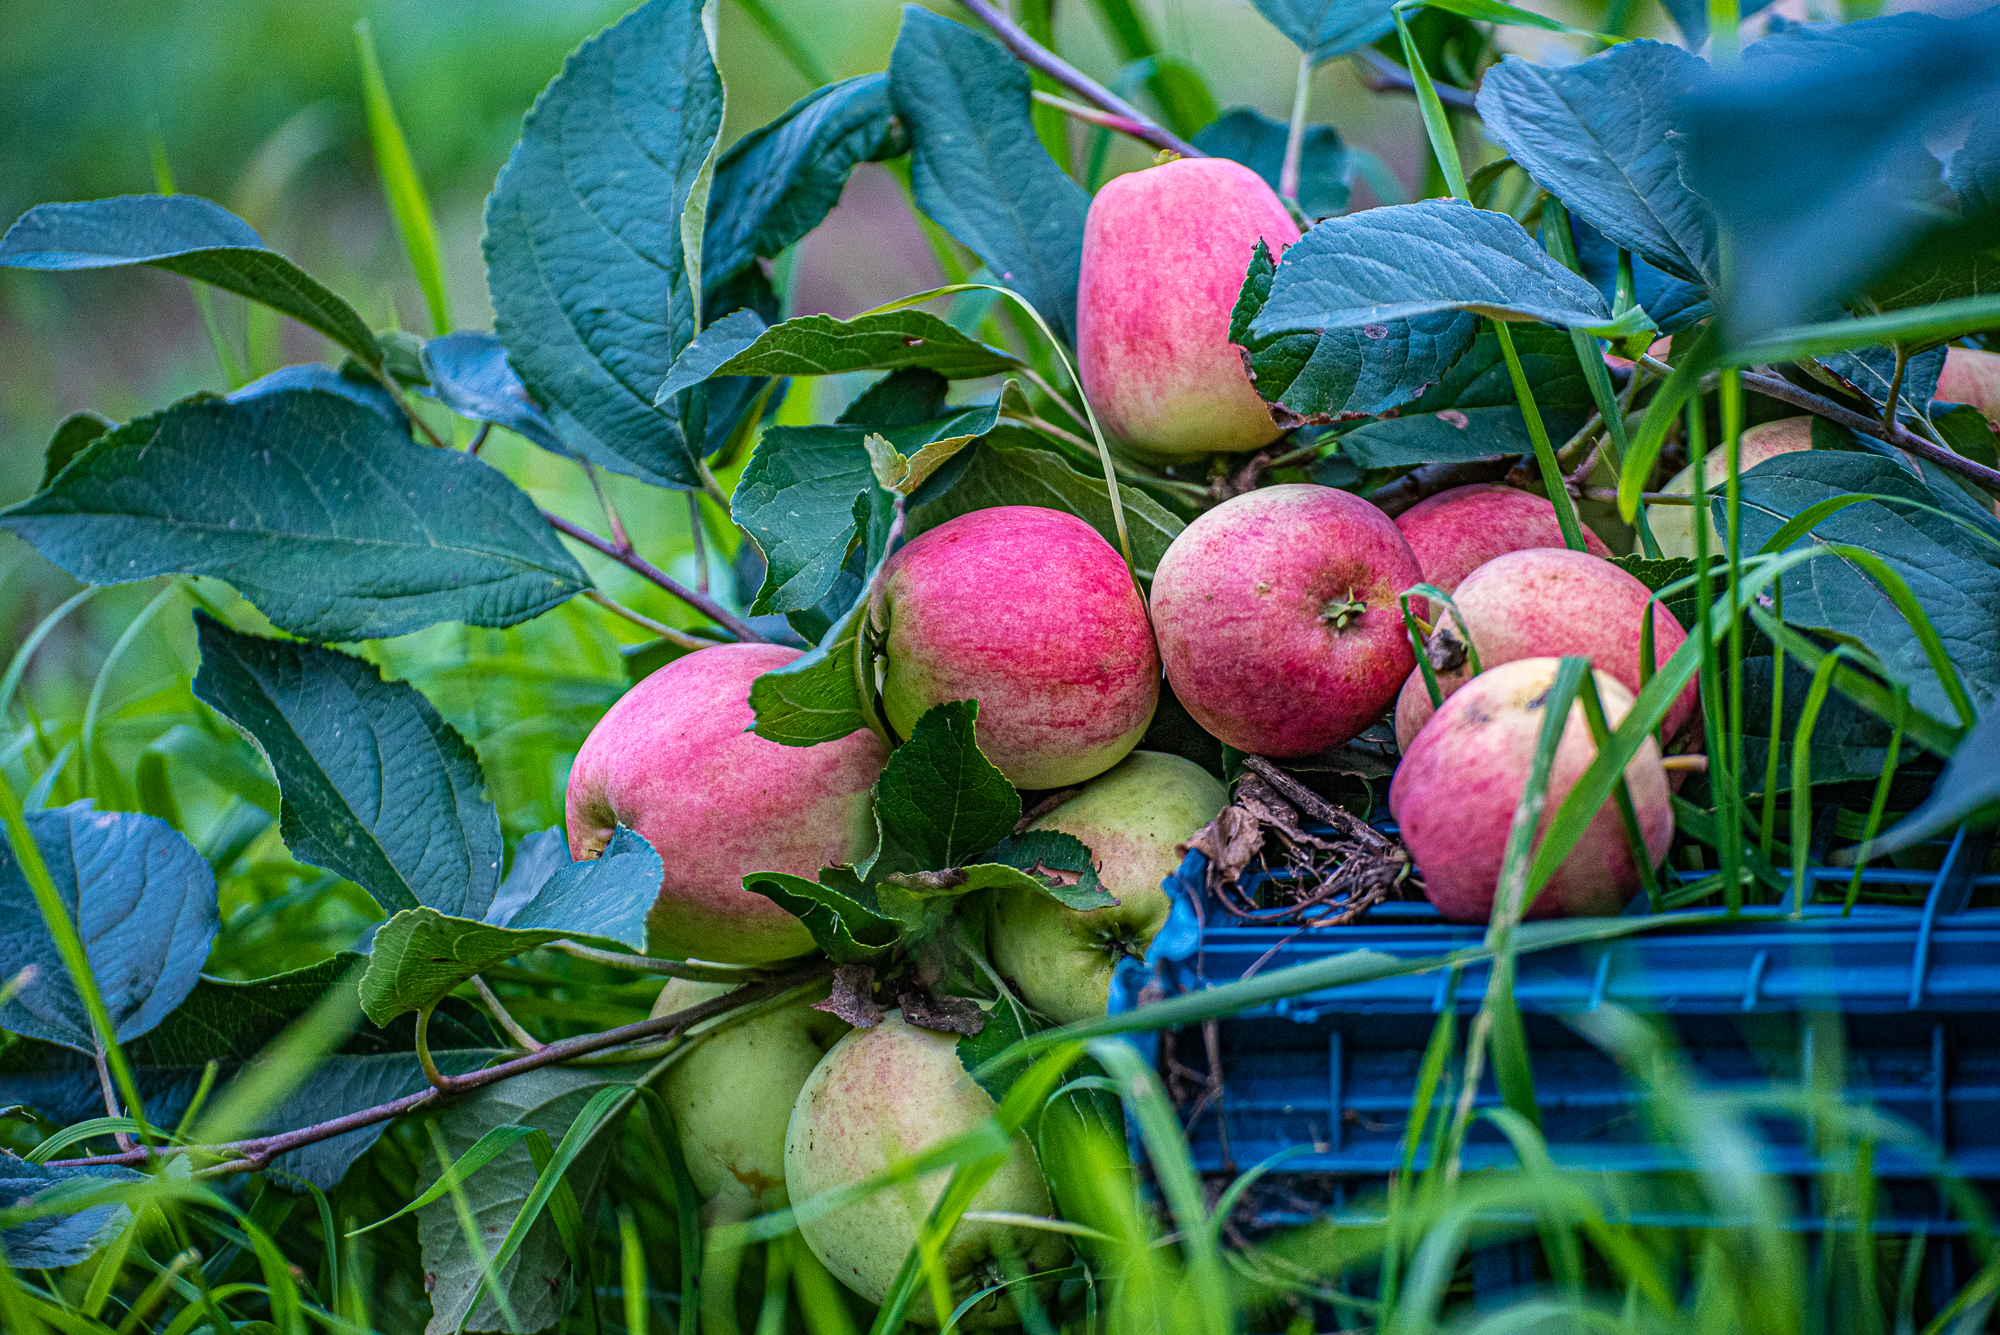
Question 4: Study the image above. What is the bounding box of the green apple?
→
[988,751,1226,1023]
[785,1011,1068,1327]
[650,978,848,1217]
[1645,417,1811,559]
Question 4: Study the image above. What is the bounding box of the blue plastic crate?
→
[1108,825,2000,1203]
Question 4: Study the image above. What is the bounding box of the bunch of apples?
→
[557,158,1996,1321]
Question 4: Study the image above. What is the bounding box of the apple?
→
[1076,156,1301,457]
[1395,483,1610,609]
[1389,657,1674,923]
[786,1011,1069,1327]
[988,751,1225,1023]
[1149,483,1422,756]
[1938,346,2000,429]
[1392,547,1697,748]
[649,978,848,1217]
[1646,416,1813,560]
[874,506,1159,789]
[566,642,887,965]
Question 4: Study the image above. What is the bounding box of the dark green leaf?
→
[746,544,883,747]
[1334,325,1593,468]
[1654,0,1775,46]
[1476,42,1716,286]
[1870,239,2000,321]
[839,368,953,428]
[226,362,406,425]
[192,614,502,918]
[1680,11,2000,338]
[1738,654,1901,793]
[484,828,570,927]
[0,194,383,370]
[1568,213,1711,336]
[1934,404,2000,473]
[1734,451,2000,722]
[871,700,1021,877]
[421,332,570,457]
[889,8,1090,344]
[483,0,725,489]
[981,829,1115,909]
[1851,707,2000,856]
[39,413,112,490]
[662,309,1020,404]
[1230,238,1479,425]
[1247,0,1397,62]
[0,802,217,1051]
[705,73,908,288]
[1250,198,1612,338]
[499,824,661,948]
[741,867,901,964]
[0,1158,143,1267]
[1812,344,1944,426]
[907,433,1185,575]
[1950,118,2000,218]
[1191,106,1350,218]
[0,390,589,641]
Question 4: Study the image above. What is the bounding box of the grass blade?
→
[355,19,452,335]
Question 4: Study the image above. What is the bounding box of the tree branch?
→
[45,964,833,1176]
[543,509,769,643]
[954,0,1205,158]
[1369,458,1519,516]
[1030,91,1159,145]
[1351,49,1480,112]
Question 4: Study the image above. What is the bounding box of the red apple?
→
[1393,547,1697,748]
[1390,657,1673,923]
[1076,156,1301,458]
[566,643,887,964]
[1149,484,1421,756]
[1395,484,1610,609]
[873,506,1159,789]
[1938,346,2000,429]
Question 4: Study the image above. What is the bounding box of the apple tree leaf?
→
[1247,0,1398,63]
[0,194,383,370]
[980,829,1115,909]
[483,0,725,490]
[660,309,1020,404]
[889,8,1089,344]
[498,824,661,947]
[0,1159,145,1267]
[869,700,1021,879]
[224,362,407,425]
[38,413,113,490]
[420,332,571,457]
[741,867,901,965]
[192,615,503,919]
[0,390,589,641]
[0,803,217,1052]
[1850,707,2000,857]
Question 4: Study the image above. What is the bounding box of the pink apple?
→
[1938,346,2000,429]
[1150,483,1421,756]
[1396,484,1611,602]
[1077,156,1301,457]
[566,643,887,964]
[873,506,1159,789]
[1648,416,1813,560]
[1393,547,1697,749]
[1390,657,1673,923]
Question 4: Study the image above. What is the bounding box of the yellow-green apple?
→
[988,750,1225,1022]
[786,1012,1068,1326]
[1393,547,1696,748]
[1149,484,1422,756]
[873,506,1159,788]
[1077,156,1301,457]
[1390,657,1672,923]
[1938,346,2000,428]
[566,643,887,965]
[1395,483,1610,611]
[649,978,848,1217]
[1646,417,1812,559]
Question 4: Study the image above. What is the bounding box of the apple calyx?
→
[1318,588,1368,631]
[1425,622,1470,672]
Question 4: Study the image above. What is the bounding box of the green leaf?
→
[496,824,662,947]
[1734,451,2000,724]
[1475,41,1716,287]
[1404,0,1616,43]
[889,8,1090,345]
[1568,213,1712,337]
[1231,237,1480,426]
[733,404,999,616]
[1950,118,2000,216]
[483,0,725,490]
[745,548,883,747]
[421,332,570,458]
[0,955,500,1189]
[39,413,112,489]
[1849,707,2000,858]
[418,1068,627,1335]
[1738,655,1901,793]
[705,73,907,289]
[0,194,383,370]
[1334,325,1593,468]
[1870,241,2000,320]
[0,803,216,1052]
[227,361,407,425]
[192,614,502,918]
[1250,198,1613,339]
[870,701,1021,878]
[980,829,1115,909]
[0,390,589,641]
[661,309,1020,404]
[1811,344,1944,426]
[1726,297,2000,367]
[907,433,1185,575]
[0,1158,143,1267]
[740,867,901,964]
[1248,0,1398,62]
[1191,106,1351,218]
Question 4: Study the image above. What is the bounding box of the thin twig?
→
[549,940,772,983]
[94,1044,135,1154]
[585,589,721,651]
[954,0,1204,158]
[46,965,833,1176]
[466,423,493,455]
[1350,48,1480,112]
[542,509,769,643]
[584,462,632,553]
[1030,91,1157,144]
[687,493,710,597]
[471,976,544,1052]
[1368,458,1519,516]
